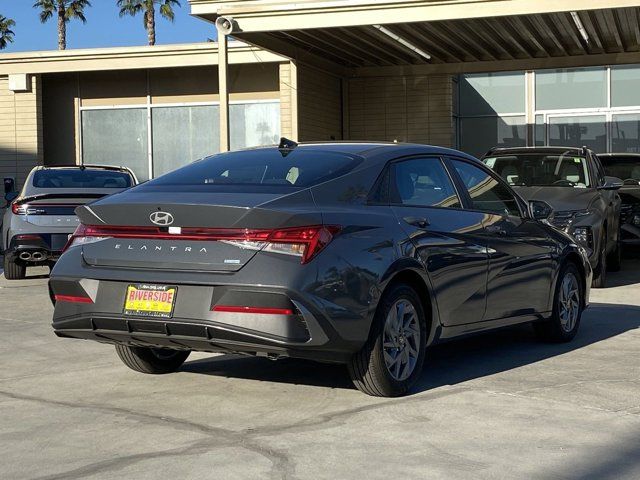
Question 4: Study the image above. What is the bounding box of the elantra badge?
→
[150,211,174,226]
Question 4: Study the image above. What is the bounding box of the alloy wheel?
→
[383,299,421,381]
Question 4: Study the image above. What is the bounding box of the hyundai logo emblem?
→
[150,211,174,226]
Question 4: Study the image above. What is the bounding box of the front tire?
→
[115,345,190,374]
[607,239,621,272]
[534,263,583,343]
[348,284,427,397]
[3,256,26,280]
[592,231,607,288]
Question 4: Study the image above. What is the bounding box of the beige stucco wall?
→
[38,63,288,165]
[0,75,44,190]
[348,74,453,147]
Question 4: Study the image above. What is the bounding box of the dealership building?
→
[2,0,640,189]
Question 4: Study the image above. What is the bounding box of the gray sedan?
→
[2,165,137,279]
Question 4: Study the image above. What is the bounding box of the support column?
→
[218,33,230,152]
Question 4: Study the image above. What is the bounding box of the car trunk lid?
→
[75,189,322,272]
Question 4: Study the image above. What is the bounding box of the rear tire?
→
[3,256,26,280]
[348,284,427,397]
[115,345,190,374]
[534,263,583,343]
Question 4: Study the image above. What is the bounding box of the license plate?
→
[123,284,177,319]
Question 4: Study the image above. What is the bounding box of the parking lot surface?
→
[1,259,639,480]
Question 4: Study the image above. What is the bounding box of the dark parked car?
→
[482,147,622,288]
[598,153,640,250]
[2,165,137,279]
[50,142,591,397]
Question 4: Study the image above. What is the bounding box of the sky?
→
[0,0,217,52]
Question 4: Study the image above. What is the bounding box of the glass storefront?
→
[457,72,526,157]
[457,65,640,157]
[81,108,149,181]
[81,101,280,181]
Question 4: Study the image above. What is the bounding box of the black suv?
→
[482,147,622,287]
[598,153,640,252]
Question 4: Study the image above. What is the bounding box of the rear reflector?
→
[212,305,294,315]
[54,294,94,304]
[64,224,341,264]
[15,234,42,241]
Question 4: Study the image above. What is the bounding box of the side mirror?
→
[4,191,18,203]
[529,200,553,221]
[598,176,623,191]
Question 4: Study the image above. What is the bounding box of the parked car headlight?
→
[572,226,593,249]
[551,209,595,230]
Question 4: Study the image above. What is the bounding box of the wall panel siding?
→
[0,75,43,191]
[297,65,342,141]
[279,63,294,139]
[348,74,453,147]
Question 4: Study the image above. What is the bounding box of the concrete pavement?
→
[0,261,639,479]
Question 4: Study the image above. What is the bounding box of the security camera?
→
[215,16,235,36]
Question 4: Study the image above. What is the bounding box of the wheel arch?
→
[378,261,441,347]
[560,250,588,308]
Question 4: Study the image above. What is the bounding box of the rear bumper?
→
[4,233,69,262]
[53,315,353,363]
[50,277,363,363]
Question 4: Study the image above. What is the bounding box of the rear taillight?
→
[63,224,340,263]
[11,203,26,215]
[11,202,77,215]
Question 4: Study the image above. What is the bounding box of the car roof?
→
[239,141,479,163]
[485,146,589,157]
[597,153,640,158]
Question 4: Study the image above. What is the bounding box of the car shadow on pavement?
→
[606,256,640,288]
[182,302,640,393]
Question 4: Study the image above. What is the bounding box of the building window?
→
[230,102,281,150]
[612,113,640,153]
[548,115,607,152]
[459,116,526,157]
[81,108,149,181]
[535,68,607,110]
[81,101,280,181]
[611,66,640,108]
[457,72,526,157]
[152,105,220,178]
[460,72,525,116]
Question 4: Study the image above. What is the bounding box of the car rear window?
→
[148,149,363,188]
[33,169,133,189]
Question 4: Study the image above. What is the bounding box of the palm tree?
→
[33,1,91,50]
[117,0,181,46]
[0,15,16,50]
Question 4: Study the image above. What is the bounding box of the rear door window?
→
[391,157,461,208]
[450,159,521,217]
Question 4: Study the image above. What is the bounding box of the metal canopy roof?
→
[190,1,640,75]
[263,8,640,67]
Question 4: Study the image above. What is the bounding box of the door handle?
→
[403,216,430,229]
[485,225,507,235]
